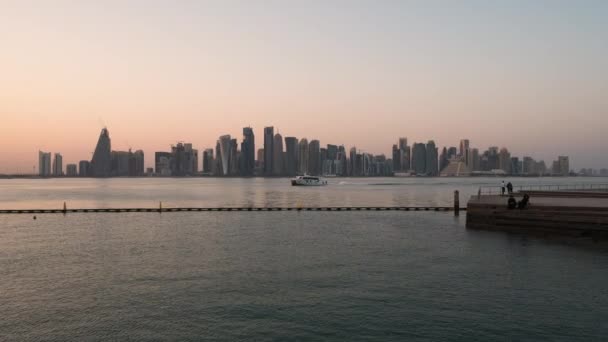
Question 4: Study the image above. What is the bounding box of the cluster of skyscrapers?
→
[38,127,574,177]
[39,128,145,177]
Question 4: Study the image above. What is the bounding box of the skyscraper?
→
[240,127,255,176]
[298,138,309,175]
[439,147,449,171]
[263,126,274,175]
[411,143,426,175]
[38,151,51,177]
[557,156,569,176]
[218,135,232,176]
[459,139,470,157]
[78,160,91,177]
[392,144,401,172]
[308,140,321,175]
[202,149,214,173]
[52,153,63,176]
[229,138,238,175]
[273,133,283,176]
[425,141,438,176]
[155,152,172,176]
[349,147,358,176]
[91,128,112,177]
[284,137,298,176]
[66,164,77,177]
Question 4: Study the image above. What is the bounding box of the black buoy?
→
[33,215,37,220]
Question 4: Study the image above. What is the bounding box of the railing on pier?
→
[477,183,608,196]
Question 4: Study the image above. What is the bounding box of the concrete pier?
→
[466,191,608,239]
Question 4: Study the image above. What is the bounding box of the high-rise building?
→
[447,147,458,159]
[78,160,91,177]
[471,148,480,171]
[284,137,298,176]
[510,157,520,175]
[523,156,535,175]
[155,152,172,176]
[273,133,283,176]
[52,153,63,176]
[326,144,338,161]
[91,128,112,177]
[308,140,321,175]
[392,144,401,172]
[38,151,51,177]
[425,141,438,176]
[240,127,255,176]
[556,156,569,176]
[263,126,274,175]
[202,149,214,173]
[229,139,238,175]
[111,151,130,176]
[439,147,449,172]
[411,143,426,175]
[459,139,470,157]
[66,164,77,177]
[218,135,232,176]
[298,139,309,175]
[349,147,358,176]
[129,150,145,176]
[498,148,511,174]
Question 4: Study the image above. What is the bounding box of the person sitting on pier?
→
[507,195,517,209]
[517,194,530,209]
[506,182,513,194]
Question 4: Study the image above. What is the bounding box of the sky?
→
[1,0,607,173]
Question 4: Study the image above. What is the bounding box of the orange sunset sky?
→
[1,1,607,172]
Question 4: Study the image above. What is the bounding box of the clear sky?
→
[1,0,607,173]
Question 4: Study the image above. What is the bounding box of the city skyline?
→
[28,126,595,177]
[2,1,607,172]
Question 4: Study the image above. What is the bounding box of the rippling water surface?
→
[1,178,608,341]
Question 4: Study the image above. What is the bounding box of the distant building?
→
[78,160,90,177]
[498,148,511,174]
[38,151,51,177]
[202,149,214,173]
[298,139,309,175]
[459,139,470,158]
[411,143,426,175]
[155,152,172,176]
[263,126,274,175]
[129,150,145,176]
[273,133,283,176]
[240,127,255,176]
[510,157,520,175]
[111,151,130,176]
[284,137,298,176]
[308,140,321,175]
[91,128,112,177]
[218,135,232,176]
[425,141,438,176]
[439,147,449,172]
[553,156,569,176]
[52,153,63,176]
[169,143,198,176]
[66,164,77,177]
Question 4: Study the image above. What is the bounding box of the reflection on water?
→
[2,177,608,209]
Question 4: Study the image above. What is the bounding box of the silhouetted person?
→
[507,195,517,209]
[518,194,530,209]
[501,180,506,196]
[507,182,513,194]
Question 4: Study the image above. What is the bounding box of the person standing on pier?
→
[507,182,513,194]
[501,181,506,196]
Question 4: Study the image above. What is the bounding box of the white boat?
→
[291,175,328,186]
